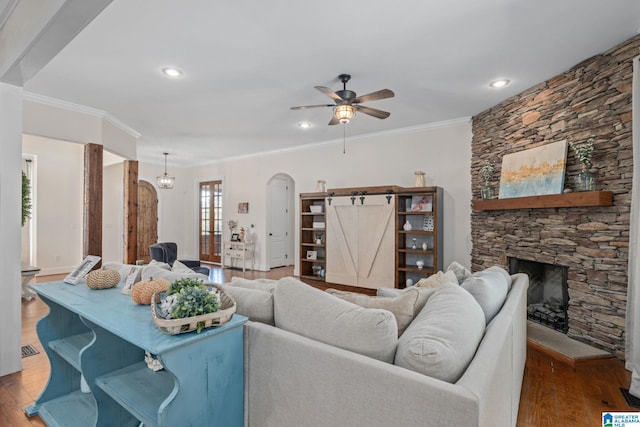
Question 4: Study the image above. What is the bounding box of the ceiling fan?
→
[291,74,394,125]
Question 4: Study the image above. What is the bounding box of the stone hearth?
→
[470,35,638,358]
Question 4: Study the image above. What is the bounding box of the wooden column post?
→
[123,160,139,264]
[83,143,103,267]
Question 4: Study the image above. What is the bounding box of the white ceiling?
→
[20,0,640,167]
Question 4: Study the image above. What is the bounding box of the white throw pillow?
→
[102,262,142,284]
[274,277,398,363]
[461,267,510,324]
[141,265,210,284]
[394,282,485,383]
[446,261,472,283]
[171,259,193,273]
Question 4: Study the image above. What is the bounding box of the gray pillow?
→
[222,285,274,325]
[486,265,513,290]
[274,277,398,362]
[394,282,485,383]
[377,286,437,316]
[326,288,420,336]
[461,267,509,324]
[229,276,278,293]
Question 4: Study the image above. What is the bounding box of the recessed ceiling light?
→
[162,67,183,78]
[298,122,312,129]
[489,79,510,88]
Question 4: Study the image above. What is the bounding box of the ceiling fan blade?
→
[315,86,343,101]
[353,89,395,104]
[290,104,334,110]
[354,105,390,119]
[328,115,340,126]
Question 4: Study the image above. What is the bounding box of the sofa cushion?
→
[274,277,398,363]
[461,267,510,324]
[222,285,274,325]
[229,276,278,293]
[446,261,472,283]
[415,270,458,288]
[325,288,420,336]
[394,282,485,383]
[171,259,194,273]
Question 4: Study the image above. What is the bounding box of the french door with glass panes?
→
[199,180,223,263]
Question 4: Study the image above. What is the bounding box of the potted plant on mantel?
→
[569,137,596,192]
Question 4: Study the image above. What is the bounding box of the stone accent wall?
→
[471,35,639,358]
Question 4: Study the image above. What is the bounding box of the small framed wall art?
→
[238,202,249,214]
[306,250,318,260]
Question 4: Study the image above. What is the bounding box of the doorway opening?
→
[200,180,223,263]
[267,174,295,269]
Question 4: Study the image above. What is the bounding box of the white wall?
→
[22,134,84,275]
[0,83,23,376]
[138,162,199,260]
[186,119,473,273]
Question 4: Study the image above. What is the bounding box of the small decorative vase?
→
[414,171,426,187]
[574,165,596,192]
[422,242,428,251]
[481,184,494,200]
[403,220,412,231]
[406,278,414,287]
[416,260,425,269]
[316,180,326,192]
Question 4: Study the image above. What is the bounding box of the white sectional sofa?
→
[227,270,529,427]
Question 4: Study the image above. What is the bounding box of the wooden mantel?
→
[473,191,613,211]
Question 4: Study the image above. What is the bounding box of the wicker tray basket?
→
[151,284,236,335]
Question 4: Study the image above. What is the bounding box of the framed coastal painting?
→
[498,141,567,199]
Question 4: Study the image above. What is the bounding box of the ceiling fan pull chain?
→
[343,124,346,154]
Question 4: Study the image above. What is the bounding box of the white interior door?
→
[268,176,290,268]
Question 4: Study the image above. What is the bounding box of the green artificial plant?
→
[22,171,32,226]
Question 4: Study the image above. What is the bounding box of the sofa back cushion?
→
[394,282,485,383]
[222,285,275,325]
[229,276,278,293]
[274,277,398,362]
[461,266,510,324]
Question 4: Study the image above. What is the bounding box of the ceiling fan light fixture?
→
[334,105,355,124]
[157,152,175,189]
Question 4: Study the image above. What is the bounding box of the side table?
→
[21,265,40,299]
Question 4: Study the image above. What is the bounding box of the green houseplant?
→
[569,137,596,191]
[22,171,32,226]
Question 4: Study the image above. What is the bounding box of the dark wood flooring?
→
[1,265,637,426]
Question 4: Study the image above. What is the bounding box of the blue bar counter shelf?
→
[25,280,247,427]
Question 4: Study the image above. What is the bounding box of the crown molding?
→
[209,117,472,165]
[23,91,141,139]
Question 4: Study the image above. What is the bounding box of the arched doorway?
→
[137,180,158,263]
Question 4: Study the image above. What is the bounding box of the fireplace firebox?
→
[509,258,569,333]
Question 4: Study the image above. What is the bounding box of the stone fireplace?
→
[509,258,568,333]
[470,35,638,358]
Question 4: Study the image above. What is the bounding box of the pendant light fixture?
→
[157,152,175,189]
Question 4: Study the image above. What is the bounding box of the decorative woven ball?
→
[131,278,170,305]
[86,269,121,290]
